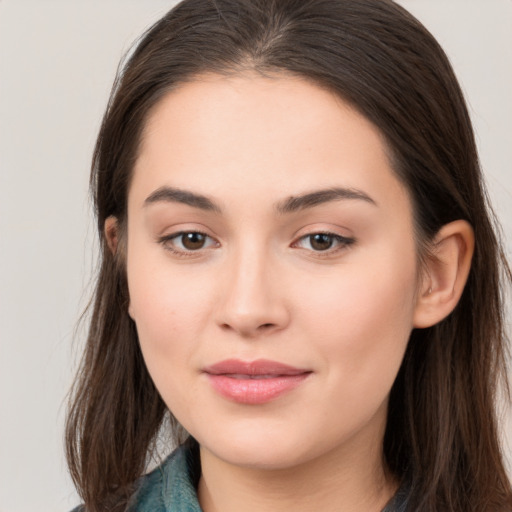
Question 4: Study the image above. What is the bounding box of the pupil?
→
[182,232,205,250]
[311,234,333,251]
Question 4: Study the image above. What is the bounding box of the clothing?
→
[72,440,409,511]
[130,440,202,512]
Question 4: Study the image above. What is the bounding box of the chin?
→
[195,424,323,471]
[211,445,305,471]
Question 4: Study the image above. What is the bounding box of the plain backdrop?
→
[0,1,511,511]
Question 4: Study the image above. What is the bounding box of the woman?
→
[66,0,512,510]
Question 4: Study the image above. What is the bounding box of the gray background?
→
[1,1,511,511]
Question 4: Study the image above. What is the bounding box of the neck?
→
[197,428,397,512]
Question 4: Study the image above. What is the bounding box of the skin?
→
[113,73,474,512]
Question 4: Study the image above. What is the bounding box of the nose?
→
[214,245,290,338]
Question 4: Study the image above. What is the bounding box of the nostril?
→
[219,322,275,336]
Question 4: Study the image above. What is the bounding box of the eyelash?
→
[158,230,355,259]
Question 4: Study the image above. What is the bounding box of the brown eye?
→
[159,231,217,255]
[309,233,334,251]
[294,232,355,254]
[181,232,207,250]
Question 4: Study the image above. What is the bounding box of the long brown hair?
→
[66,1,512,510]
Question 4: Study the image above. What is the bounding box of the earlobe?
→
[413,220,474,329]
[104,216,119,255]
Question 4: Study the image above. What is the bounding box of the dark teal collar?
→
[131,440,202,511]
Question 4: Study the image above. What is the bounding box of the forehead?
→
[139,73,386,158]
[130,73,411,219]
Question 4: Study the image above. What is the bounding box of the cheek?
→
[300,252,416,326]
[126,244,211,376]
[127,259,213,420]
[297,248,417,390]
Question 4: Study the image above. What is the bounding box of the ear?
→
[104,216,119,255]
[105,216,134,318]
[413,220,474,329]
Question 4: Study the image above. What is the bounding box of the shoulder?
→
[381,477,410,512]
[70,441,202,512]
[129,441,202,511]
[128,457,168,511]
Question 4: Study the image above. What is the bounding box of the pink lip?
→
[203,359,312,405]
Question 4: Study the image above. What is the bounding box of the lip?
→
[203,359,312,405]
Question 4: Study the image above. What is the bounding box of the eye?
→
[159,231,218,255]
[294,232,355,253]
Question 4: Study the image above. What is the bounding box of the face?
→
[125,74,420,471]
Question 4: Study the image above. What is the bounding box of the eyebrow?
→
[143,186,377,214]
[275,187,377,214]
[144,186,222,213]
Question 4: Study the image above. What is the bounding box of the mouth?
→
[203,359,312,405]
